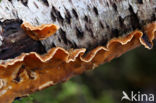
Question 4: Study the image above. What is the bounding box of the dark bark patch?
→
[118,16,131,35]
[59,28,68,45]
[151,14,155,22]
[56,12,64,25]
[71,41,78,48]
[65,8,72,24]
[65,39,78,48]
[12,10,18,18]
[68,0,72,4]
[99,20,104,29]
[72,9,79,19]
[35,18,39,25]
[93,6,99,16]
[1,19,23,36]
[112,3,117,12]
[58,37,61,42]
[137,0,143,4]
[33,2,39,9]
[100,37,108,46]
[51,8,57,21]
[84,15,89,23]
[85,23,94,38]
[51,6,64,24]
[85,24,89,31]
[0,48,9,54]
[75,27,84,39]
[118,16,124,27]
[18,0,28,7]
[106,23,110,29]
[41,0,49,7]
[51,43,56,47]
[84,15,92,24]
[129,5,141,30]
[111,28,119,38]
[0,40,46,60]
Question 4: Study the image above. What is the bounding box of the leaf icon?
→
[121,91,131,101]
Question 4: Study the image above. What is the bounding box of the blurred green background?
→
[14,45,156,103]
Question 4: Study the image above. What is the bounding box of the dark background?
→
[14,44,156,103]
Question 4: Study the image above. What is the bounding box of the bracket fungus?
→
[21,22,59,40]
[0,22,155,103]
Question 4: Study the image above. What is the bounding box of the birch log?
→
[0,0,155,59]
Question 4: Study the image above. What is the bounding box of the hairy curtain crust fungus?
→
[0,22,155,103]
[21,22,59,40]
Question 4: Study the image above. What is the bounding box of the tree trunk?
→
[0,0,155,59]
[0,0,155,103]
